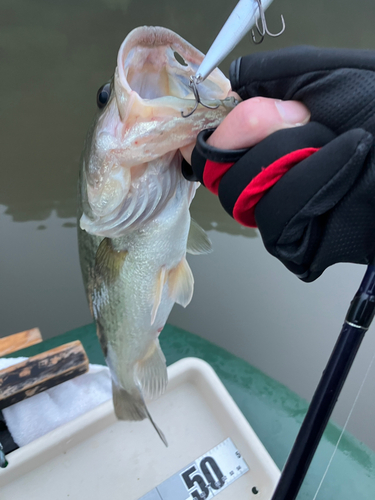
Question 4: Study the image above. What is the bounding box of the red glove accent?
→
[233,148,319,227]
[203,160,235,195]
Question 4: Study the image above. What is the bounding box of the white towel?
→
[1,357,112,447]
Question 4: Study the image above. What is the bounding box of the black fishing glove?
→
[182,46,375,282]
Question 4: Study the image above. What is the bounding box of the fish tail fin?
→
[111,354,169,447]
[112,381,146,421]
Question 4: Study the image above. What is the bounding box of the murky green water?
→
[3,0,375,227]
[2,0,375,456]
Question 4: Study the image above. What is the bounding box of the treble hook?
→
[251,0,285,45]
[181,75,220,118]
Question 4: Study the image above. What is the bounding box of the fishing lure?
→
[182,0,285,117]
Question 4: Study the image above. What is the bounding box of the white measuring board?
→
[140,438,249,500]
[0,358,280,500]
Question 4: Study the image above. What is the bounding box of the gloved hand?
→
[183,47,375,282]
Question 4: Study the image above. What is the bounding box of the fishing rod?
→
[270,262,375,500]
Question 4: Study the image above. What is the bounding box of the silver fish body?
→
[78,26,235,443]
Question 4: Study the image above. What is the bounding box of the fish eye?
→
[97,83,111,109]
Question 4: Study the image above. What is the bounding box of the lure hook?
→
[251,0,285,45]
[181,75,220,118]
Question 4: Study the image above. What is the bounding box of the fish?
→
[77,26,236,445]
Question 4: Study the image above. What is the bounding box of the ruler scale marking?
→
[139,438,249,500]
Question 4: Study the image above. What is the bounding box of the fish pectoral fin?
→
[168,257,194,307]
[151,266,167,325]
[187,219,212,255]
[136,340,168,401]
[95,238,128,284]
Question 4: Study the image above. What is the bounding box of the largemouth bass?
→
[78,26,236,444]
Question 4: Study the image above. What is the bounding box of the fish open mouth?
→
[117,26,230,102]
[80,27,234,237]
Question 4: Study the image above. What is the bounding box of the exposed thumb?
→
[181,97,310,164]
[207,97,311,150]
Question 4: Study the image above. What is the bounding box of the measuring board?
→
[0,358,280,500]
[140,438,249,500]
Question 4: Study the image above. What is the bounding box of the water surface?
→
[4,0,375,225]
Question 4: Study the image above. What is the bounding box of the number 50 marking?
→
[181,457,226,499]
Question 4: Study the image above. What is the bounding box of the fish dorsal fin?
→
[187,219,212,255]
[95,238,128,284]
[168,257,194,307]
[151,266,167,325]
[136,340,168,401]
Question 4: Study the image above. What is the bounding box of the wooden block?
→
[0,341,89,410]
[0,328,42,357]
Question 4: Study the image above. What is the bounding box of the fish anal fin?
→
[151,266,167,325]
[187,219,212,255]
[168,257,194,307]
[136,340,168,401]
[95,238,128,284]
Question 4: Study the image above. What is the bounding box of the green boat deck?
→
[7,323,375,499]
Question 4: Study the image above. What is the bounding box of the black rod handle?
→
[270,264,375,500]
